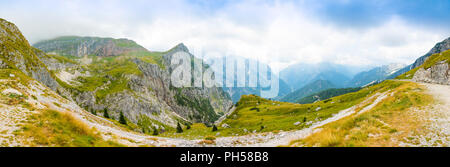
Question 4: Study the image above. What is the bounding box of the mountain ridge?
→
[278,79,335,103]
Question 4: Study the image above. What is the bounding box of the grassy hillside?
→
[160,80,407,139]
[279,80,335,102]
[19,109,123,147]
[397,49,450,79]
[289,81,433,147]
[297,87,361,104]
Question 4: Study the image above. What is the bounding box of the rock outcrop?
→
[413,60,450,85]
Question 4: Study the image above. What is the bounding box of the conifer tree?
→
[176,122,183,133]
[103,108,110,118]
[119,111,127,125]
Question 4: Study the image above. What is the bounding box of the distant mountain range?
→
[279,62,356,91]
[277,61,405,103]
[205,56,291,102]
[347,63,406,87]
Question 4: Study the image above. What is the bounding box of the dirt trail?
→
[213,91,392,147]
[400,83,450,146]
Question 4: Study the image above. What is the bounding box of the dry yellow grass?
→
[290,82,433,147]
[18,109,123,147]
[198,139,216,145]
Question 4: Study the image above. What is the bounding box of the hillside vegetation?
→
[161,80,407,139]
[289,81,433,146]
[297,87,361,104]
[397,49,450,79]
[279,80,335,102]
[19,109,123,147]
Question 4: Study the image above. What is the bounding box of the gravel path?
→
[213,91,391,147]
[400,83,450,146]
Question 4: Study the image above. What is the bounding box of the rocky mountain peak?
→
[168,43,189,54]
[0,18,28,44]
[411,37,450,69]
[427,37,450,55]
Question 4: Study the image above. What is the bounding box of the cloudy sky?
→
[1,0,449,72]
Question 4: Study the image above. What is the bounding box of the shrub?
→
[186,124,191,130]
[198,140,215,145]
[212,125,218,132]
[204,136,216,141]
[152,128,159,136]
[103,108,110,118]
[119,112,127,125]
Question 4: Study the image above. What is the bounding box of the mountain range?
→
[205,56,291,102]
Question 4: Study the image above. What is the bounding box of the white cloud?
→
[0,0,447,72]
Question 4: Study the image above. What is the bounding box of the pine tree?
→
[153,128,159,135]
[119,111,127,125]
[103,108,109,118]
[176,122,183,133]
[212,125,218,132]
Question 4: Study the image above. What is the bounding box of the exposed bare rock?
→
[413,61,450,85]
[411,37,450,69]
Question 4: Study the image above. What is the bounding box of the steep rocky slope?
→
[33,37,232,131]
[0,19,63,92]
